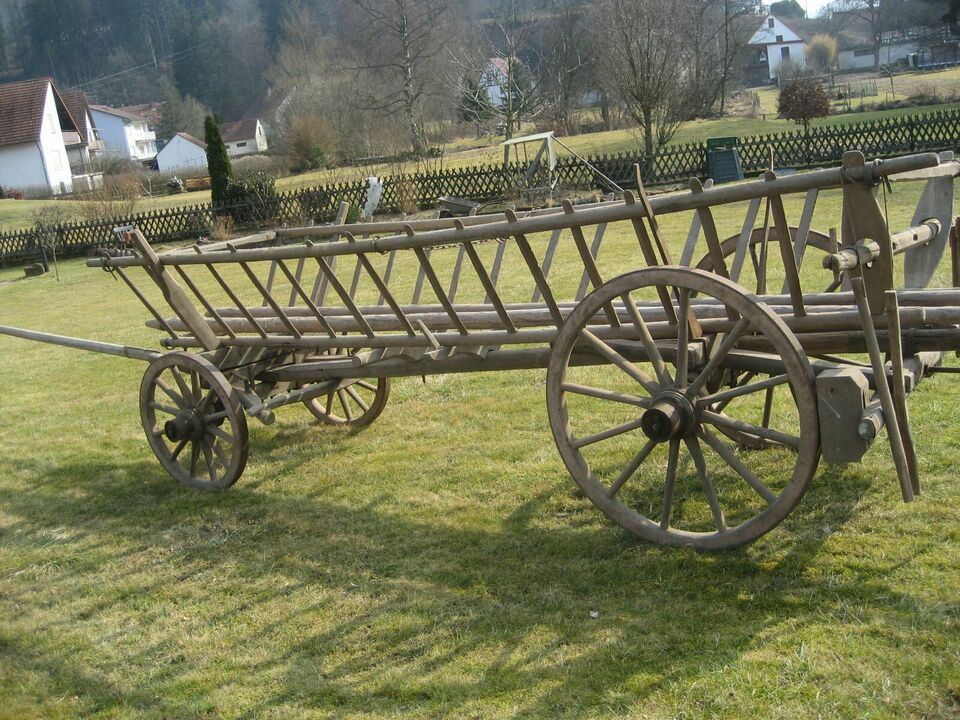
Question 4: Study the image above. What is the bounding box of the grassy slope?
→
[0,178,958,718]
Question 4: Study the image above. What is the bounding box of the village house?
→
[156,132,207,174]
[90,105,158,162]
[221,118,268,158]
[0,77,93,196]
[480,58,510,107]
[746,15,806,83]
[60,89,105,191]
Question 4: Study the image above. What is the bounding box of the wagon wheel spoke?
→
[197,388,218,415]
[345,386,370,413]
[149,401,180,416]
[171,367,194,405]
[577,328,658,394]
[761,386,775,428]
[674,288,690,389]
[204,410,229,423]
[561,382,650,409]
[701,409,800,449]
[573,418,646,449]
[189,440,200,477]
[686,316,752,398]
[696,373,790,408]
[357,381,378,392]
[155,378,186,408]
[698,426,776,504]
[659,438,681,529]
[211,438,232,470]
[337,389,354,422]
[170,439,188,462]
[621,291,672,386]
[686,436,727,532]
[207,425,234,444]
[190,370,201,405]
[201,441,219,486]
[607,438,658,498]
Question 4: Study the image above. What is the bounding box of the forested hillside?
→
[0,0,951,164]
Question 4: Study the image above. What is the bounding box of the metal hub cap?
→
[641,390,697,442]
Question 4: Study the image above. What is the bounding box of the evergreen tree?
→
[205,115,232,207]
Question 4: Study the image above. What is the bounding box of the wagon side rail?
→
[87,153,945,359]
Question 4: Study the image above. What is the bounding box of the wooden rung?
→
[532,227,563,303]
[342,232,415,337]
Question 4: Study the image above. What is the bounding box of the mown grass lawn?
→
[1,168,959,719]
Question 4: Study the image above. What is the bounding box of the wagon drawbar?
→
[3,149,959,549]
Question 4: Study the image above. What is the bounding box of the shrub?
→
[778,78,830,131]
[77,174,142,222]
[219,171,280,227]
[287,115,334,173]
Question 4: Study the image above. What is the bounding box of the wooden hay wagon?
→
[3,150,959,550]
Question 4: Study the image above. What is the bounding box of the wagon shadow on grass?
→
[6,446,956,717]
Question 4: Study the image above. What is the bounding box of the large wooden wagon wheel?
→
[140,352,249,490]
[695,227,841,293]
[547,267,820,549]
[302,348,390,426]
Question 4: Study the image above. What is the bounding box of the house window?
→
[854,48,874,57]
[237,141,248,148]
[48,113,57,134]
[768,17,775,28]
[781,46,791,61]
[776,34,783,42]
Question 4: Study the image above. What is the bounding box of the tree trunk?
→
[642,107,654,157]
[400,10,426,156]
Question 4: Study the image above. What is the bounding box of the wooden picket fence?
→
[3,106,960,266]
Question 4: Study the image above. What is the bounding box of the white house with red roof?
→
[156,132,207,174]
[0,77,82,196]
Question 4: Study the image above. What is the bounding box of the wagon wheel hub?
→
[164,410,207,443]
[641,390,697,443]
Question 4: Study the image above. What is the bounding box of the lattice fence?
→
[3,107,960,266]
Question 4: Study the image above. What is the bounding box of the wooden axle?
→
[822,219,941,272]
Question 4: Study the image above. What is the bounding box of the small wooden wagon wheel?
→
[695,227,841,293]
[140,352,248,490]
[302,348,390,427]
[303,377,391,426]
[547,267,820,549]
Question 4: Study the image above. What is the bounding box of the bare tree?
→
[593,0,690,156]
[449,0,546,142]
[537,0,594,134]
[341,0,450,156]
